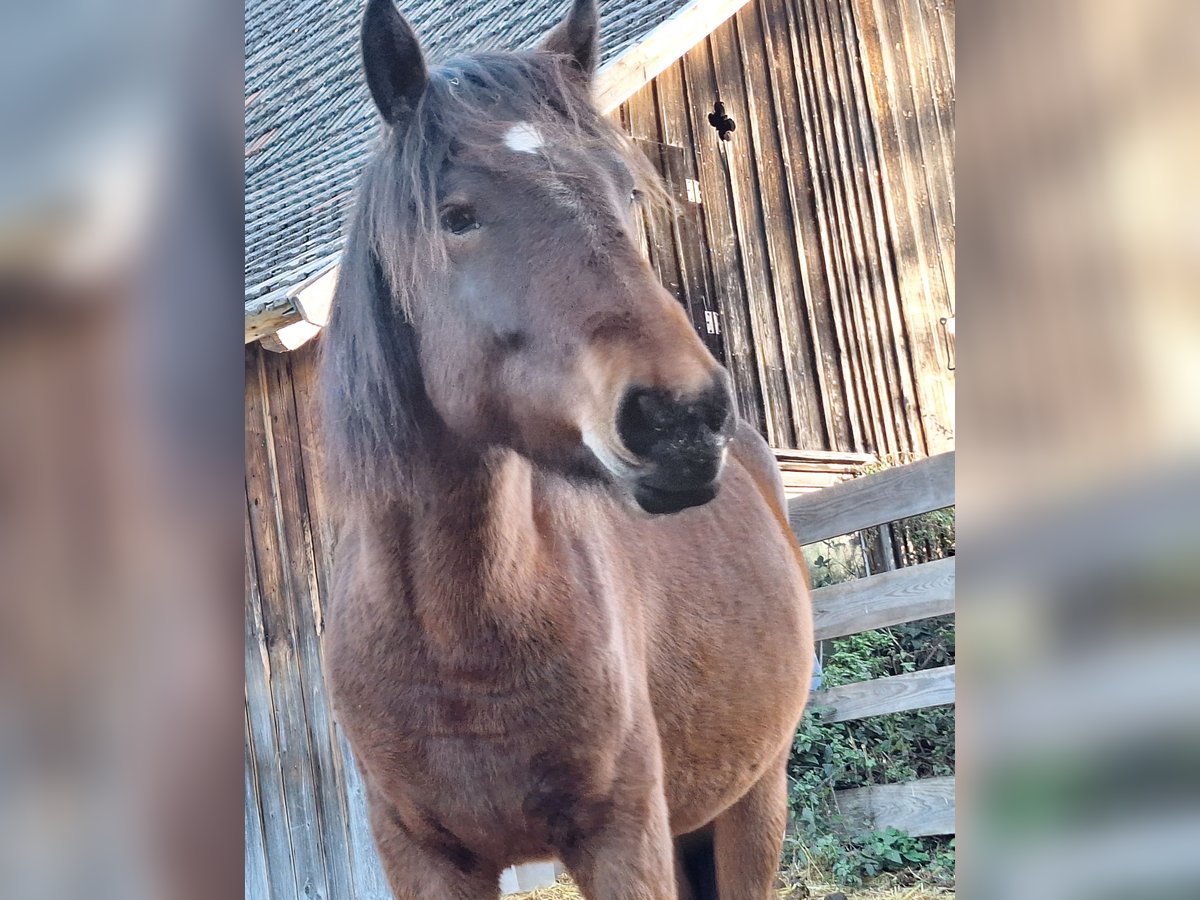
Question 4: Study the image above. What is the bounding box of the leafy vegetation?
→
[785,509,956,891]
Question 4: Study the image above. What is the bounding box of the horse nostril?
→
[615,381,734,461]
[701,384,734,435]
[616,387,667,458]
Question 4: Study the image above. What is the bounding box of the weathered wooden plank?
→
[336,728,394,898]
[811,556,955,641]
[678,40,768,436]
[788,451,954,544]
[245,708,274,899]
[245,348,335,900]
[891,0,955,274]
[812,665,955,723]
[246,514,299,899]
[258,349,359,900]
[708,23,795,447]
[851,0,955,450]
[754,0,850,450]
[286,344,394,897]
[774,0,865,452]
[800,0,904,456]
[732,0,825,447]
[822,0,926,455]
[810,0,908,455]
[246,293,303,344]
[790,0,888,454]
[652,62,727,362]
[787,0,879,453]
[835,776,955,836]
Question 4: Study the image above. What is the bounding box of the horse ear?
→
[539,0,600,78]
[361,0,428,126]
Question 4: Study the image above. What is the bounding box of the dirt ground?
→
[512,875,955,900]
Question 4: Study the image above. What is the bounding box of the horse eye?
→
[441,205,479,235]
[629,188,643,206]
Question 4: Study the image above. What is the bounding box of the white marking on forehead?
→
[504,122,544,154]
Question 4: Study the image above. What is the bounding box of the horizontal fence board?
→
[812,556,955,641]
[835,775,955,836]
[789,451,955,544]
[811,665,955,723]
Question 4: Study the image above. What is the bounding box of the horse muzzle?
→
[615,377,735,515]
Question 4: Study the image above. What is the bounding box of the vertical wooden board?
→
[259,348,358,900]
[894,0,955,281]
[821,0,926,454]
[935,0,954,80]
[707,22,797,448]
[803,0,902,456]
[337,727,394,898]
[678,42,769,436]
[623,85,687,307]
[245,347,333,900]
[245,506,301,899]
[852,0,955,450]
[754,0,853,451]
[775,0,867,452]
[788,0,884,453]
[246,708,274,899]
[651,63,727,362]
[916,0,955,223]
[733,0,828,449]
[831,0,929,455]
[286,343,336,602]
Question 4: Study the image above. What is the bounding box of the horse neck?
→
[383,441,548,638]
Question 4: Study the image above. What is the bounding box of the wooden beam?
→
[594,0,755,114]
[292,264,338,327]
[245,294,303,344]
[834,776,955,837]
[811,665,955,723]
[811,556,955,641]
[260,318,322,353]
[788,451,954,544]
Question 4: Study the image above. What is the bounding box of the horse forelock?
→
[361,50,631,314]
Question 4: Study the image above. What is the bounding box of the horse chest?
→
[353,662,633,858]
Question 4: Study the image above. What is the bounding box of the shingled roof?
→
[245,0,695,314]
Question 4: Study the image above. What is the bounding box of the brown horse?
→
[320,1,812,897]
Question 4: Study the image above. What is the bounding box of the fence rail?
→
[811,665,955,724]
[834,776,956,838]
[811,556,956,641]
[788,451,955,544]
[792,451,956,837]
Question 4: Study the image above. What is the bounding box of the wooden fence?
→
[791,450,956,837]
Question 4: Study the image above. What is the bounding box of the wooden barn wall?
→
[616,0,954,455]
[244,1,954,895]
[245,341,392,898]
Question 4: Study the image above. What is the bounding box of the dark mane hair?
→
[319,50,657,507]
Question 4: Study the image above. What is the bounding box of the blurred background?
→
[0,0,1195,898]
[957,0,1200,897]
[0,1,243,898]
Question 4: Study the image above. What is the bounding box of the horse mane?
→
[319,50,662,508]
